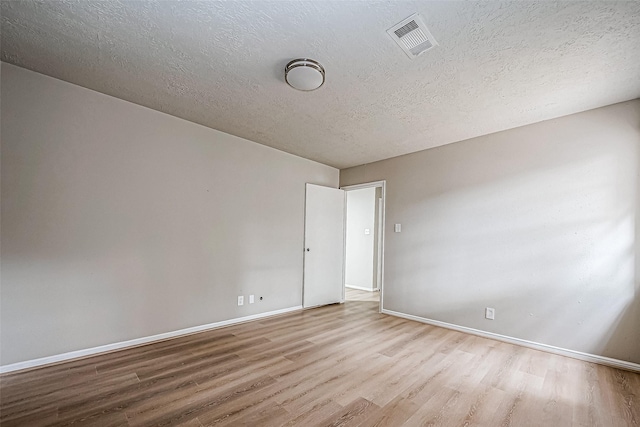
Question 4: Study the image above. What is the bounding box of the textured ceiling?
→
[2,1,640,169]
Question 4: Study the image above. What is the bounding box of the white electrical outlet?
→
[394,224,402,233]
[238,296,244,306]
[485,307,495,320]
[249,295,255,304]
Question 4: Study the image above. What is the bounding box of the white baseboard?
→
[0,306,303,374]
[345,284,376,292]
[381,309,640,373]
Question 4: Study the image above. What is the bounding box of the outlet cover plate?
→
[485,307,495,320]
[238,296,244,306]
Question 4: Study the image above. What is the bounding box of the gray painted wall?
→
[341,100,640,364]
[345,187,376,290]
[0,63,338,366]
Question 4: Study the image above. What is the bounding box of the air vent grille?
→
[394,20,418,38]
[387,14,438,59]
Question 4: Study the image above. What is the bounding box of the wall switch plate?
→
[238,296,244,306]
[364,228,370,235]
[394,224,401,233]
[485,307,495,320]
[249,295,254,304]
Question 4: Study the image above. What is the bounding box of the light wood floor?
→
[345,288,380,302]
[1,299,638,426]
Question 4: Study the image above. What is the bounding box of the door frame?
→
[340,180,386,313]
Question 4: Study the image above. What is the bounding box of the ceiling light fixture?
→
[285,58,325,91]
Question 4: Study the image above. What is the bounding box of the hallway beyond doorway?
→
[345,288,380,302]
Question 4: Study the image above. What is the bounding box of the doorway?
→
[342,181,385,311]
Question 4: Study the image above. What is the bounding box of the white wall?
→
[0,63,339,366]
[345,187,376,290]
[341,100,640,364]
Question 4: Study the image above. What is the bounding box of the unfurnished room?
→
[0,1,639,426]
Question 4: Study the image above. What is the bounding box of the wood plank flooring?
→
[345,288,380,302]
[1,298,638,426]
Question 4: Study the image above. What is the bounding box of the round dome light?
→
[285,58,325,91]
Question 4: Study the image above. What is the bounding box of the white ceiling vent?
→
[387,13,438,59]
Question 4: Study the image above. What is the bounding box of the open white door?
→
[303,184,345,308]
